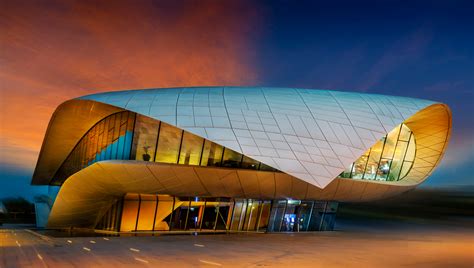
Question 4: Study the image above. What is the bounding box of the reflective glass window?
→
[200,140,224,167]
[131,115,160,162]
[364,141,383,180]
[399,124,411,141]
[241,156,260,170]
[222,148,242,168]
[178,132,204,165]
[381,125,400,159]
[155,123,183,164]
[53,111,135,185]
[351,151,369,179]
[388,141,408,181]
[338,123,416,182]
[230,201,244,230]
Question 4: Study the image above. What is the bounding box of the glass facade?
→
[53,111,135,185]
[339,123,416,181]
[55,111,416,186]
[99,194,338,233]
[54,113,277,185]
[131,114,277,171]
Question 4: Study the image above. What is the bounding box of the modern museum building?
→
[32,87,451,233]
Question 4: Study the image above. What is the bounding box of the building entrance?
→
[96,194,338,233]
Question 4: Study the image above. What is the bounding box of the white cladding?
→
[80,87,435,188]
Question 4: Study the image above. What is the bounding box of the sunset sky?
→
[1,0,473,200]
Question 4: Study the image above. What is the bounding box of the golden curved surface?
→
[47,160,419,228]
[34,97,451,228]
[32,100,123,185]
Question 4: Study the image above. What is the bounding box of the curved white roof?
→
[79,87,436,188]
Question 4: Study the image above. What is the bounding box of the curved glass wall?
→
[53,111,135,185]
[339,123,416,181]
[54,113,277,185]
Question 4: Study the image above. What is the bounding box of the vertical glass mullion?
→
[168,197,175,231]
[135,194,141,232]
[198,139,206,166]
[184,199,191,230]
[278,200,288,232]
[229,200,237,231]
[385,124,403,181]
[152,122,161,162]
[152,195,158,232]
[213,203,220,231]
[176,130,185,164]
[199,200,207,230]
[397,132,413,181]
[361,148,372,180]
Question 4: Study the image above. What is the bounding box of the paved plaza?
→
[1,220,473,267]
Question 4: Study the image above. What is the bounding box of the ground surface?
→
[1,220,473,267]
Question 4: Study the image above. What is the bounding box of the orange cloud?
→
[0,0,262,170]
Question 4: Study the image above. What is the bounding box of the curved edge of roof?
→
[32,87,451,190]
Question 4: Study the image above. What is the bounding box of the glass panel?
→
[131,115,159,162]
[201,204,218,230]
[120,194,139,232]
[351,150,369,179]
[364,140,384,180]
[307,202,325,231]
[381,125,400,159]
[178,132,204,165]
[281,201,297,232]
[215,203,230,230]
[259,162,277,172]
[186,201,202,230]
[296,201,313,232]
[136,194,157,231]
[53,112,134,185]
[241,156,259,170]
[388,141,408,181]
[405,135,416,162]
[399,161,413,180]
[268,200,286,232]
[376,158,391,180]
[221,148,242,168]
[230,201,244,231]
[399,124,411,141]
[257,202,271,231]
[116,124,126,159]
[337,123,416,182]
[200,140,224,167]
[155,123,182,164]
[123,113,135,160]
[243,201,260,231]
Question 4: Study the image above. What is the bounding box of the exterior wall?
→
[30,87,452,229]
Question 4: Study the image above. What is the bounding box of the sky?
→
[0,0,473,200]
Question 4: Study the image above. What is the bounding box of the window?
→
[178,132,204,165]
[131,115,160,162]
[222,148,242,168]
[53,111,135,185]
[155,123,183,164]
[200,140,224,167]
[338,123,416,182]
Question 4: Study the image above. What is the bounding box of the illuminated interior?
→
[54,112,277,185]
[339,124,416,181]
[96,193,338,233]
